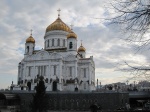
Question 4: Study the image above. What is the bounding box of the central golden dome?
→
[46,17,71,33]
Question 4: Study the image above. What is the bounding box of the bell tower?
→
[78,41,86,58]
[67,25,77,54]
[25,30,35,56]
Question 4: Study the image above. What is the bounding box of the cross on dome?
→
[81,40,83,46]
[57,8,61,17]
[78,40,86,52]
[70,24,74,30]
[30,29,33,36]
[26,29,35,43]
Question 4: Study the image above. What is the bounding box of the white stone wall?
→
[44,31,68,50]
[78,51,86,58]
[17,30,95,92]
[18,50,95,91]
[25,43,35,56]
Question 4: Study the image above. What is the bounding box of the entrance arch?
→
[52,81,57,91]
[27,82,31,91]
[75,87,78,92]
[21,86,23,90]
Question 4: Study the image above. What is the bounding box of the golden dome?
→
[26,35,35,43]
[67,31,77,39]
[46,17,71,33]
[78,43,86,52]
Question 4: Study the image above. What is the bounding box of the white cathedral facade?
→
[16,14,95,92]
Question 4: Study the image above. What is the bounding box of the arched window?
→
[69,42,73,49]
[84,83,86,89]
[84,68,86,78]
[69,67,72,76]
[57,39,60,46]
[63,39,65,46]
[54,65,56,75]
[80,54,83,58]
[27,46,29,53]
[47,40,49,47]
[28,66,31,76]
[52,39,54,46]
[44,41,46,48]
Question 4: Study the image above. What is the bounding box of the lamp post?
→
[126,80,129,91]
[134,81,136,87]
[100,82,101,90]
[97,79,98,91]
[126,80,129,85]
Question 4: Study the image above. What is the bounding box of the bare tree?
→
[111,0,150,49]
[117,62,150,81]
[111,0,150,82]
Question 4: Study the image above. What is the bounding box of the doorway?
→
[27,82,31,91]
[52,81,57,91]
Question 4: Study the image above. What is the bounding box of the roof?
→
[79,58,90,60]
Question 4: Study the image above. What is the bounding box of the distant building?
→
[138,81,150,91]
[112,82,126,91]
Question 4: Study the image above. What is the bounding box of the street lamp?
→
[126,80,129,85]
[100,82,101,89]
[97,79,98,91]
[126,80,129,91]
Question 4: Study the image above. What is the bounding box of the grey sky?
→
[0,0,148,89]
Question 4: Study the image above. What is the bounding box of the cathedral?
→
[17,12,95,92]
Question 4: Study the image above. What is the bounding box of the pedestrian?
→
[125,103,130,110]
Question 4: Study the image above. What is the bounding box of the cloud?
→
[0,0,149,89]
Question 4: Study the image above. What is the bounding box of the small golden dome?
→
[46,17,71,33]
[26,35,35,43]
[67,31,77,39]
[78,43,86,52]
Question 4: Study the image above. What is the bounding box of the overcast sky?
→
[0,0,149,89]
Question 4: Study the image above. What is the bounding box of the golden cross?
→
[57,8,61,17]
[81,40,82,46]
[70,24,73,30]
[30,29,32,36]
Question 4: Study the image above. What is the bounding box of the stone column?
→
[60,60,62,82]
[89,64,91,85]
[58,60,62,91]
[23,66,27,85]
[33,63,35,79]
[18,65,20,84]
[43,66,45,76]
[26,66,29,77]
[49,60,51,78]
[35,66,37,77]
[47,62,51,91]
[75,60,77,78]
[45,66,47,76]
